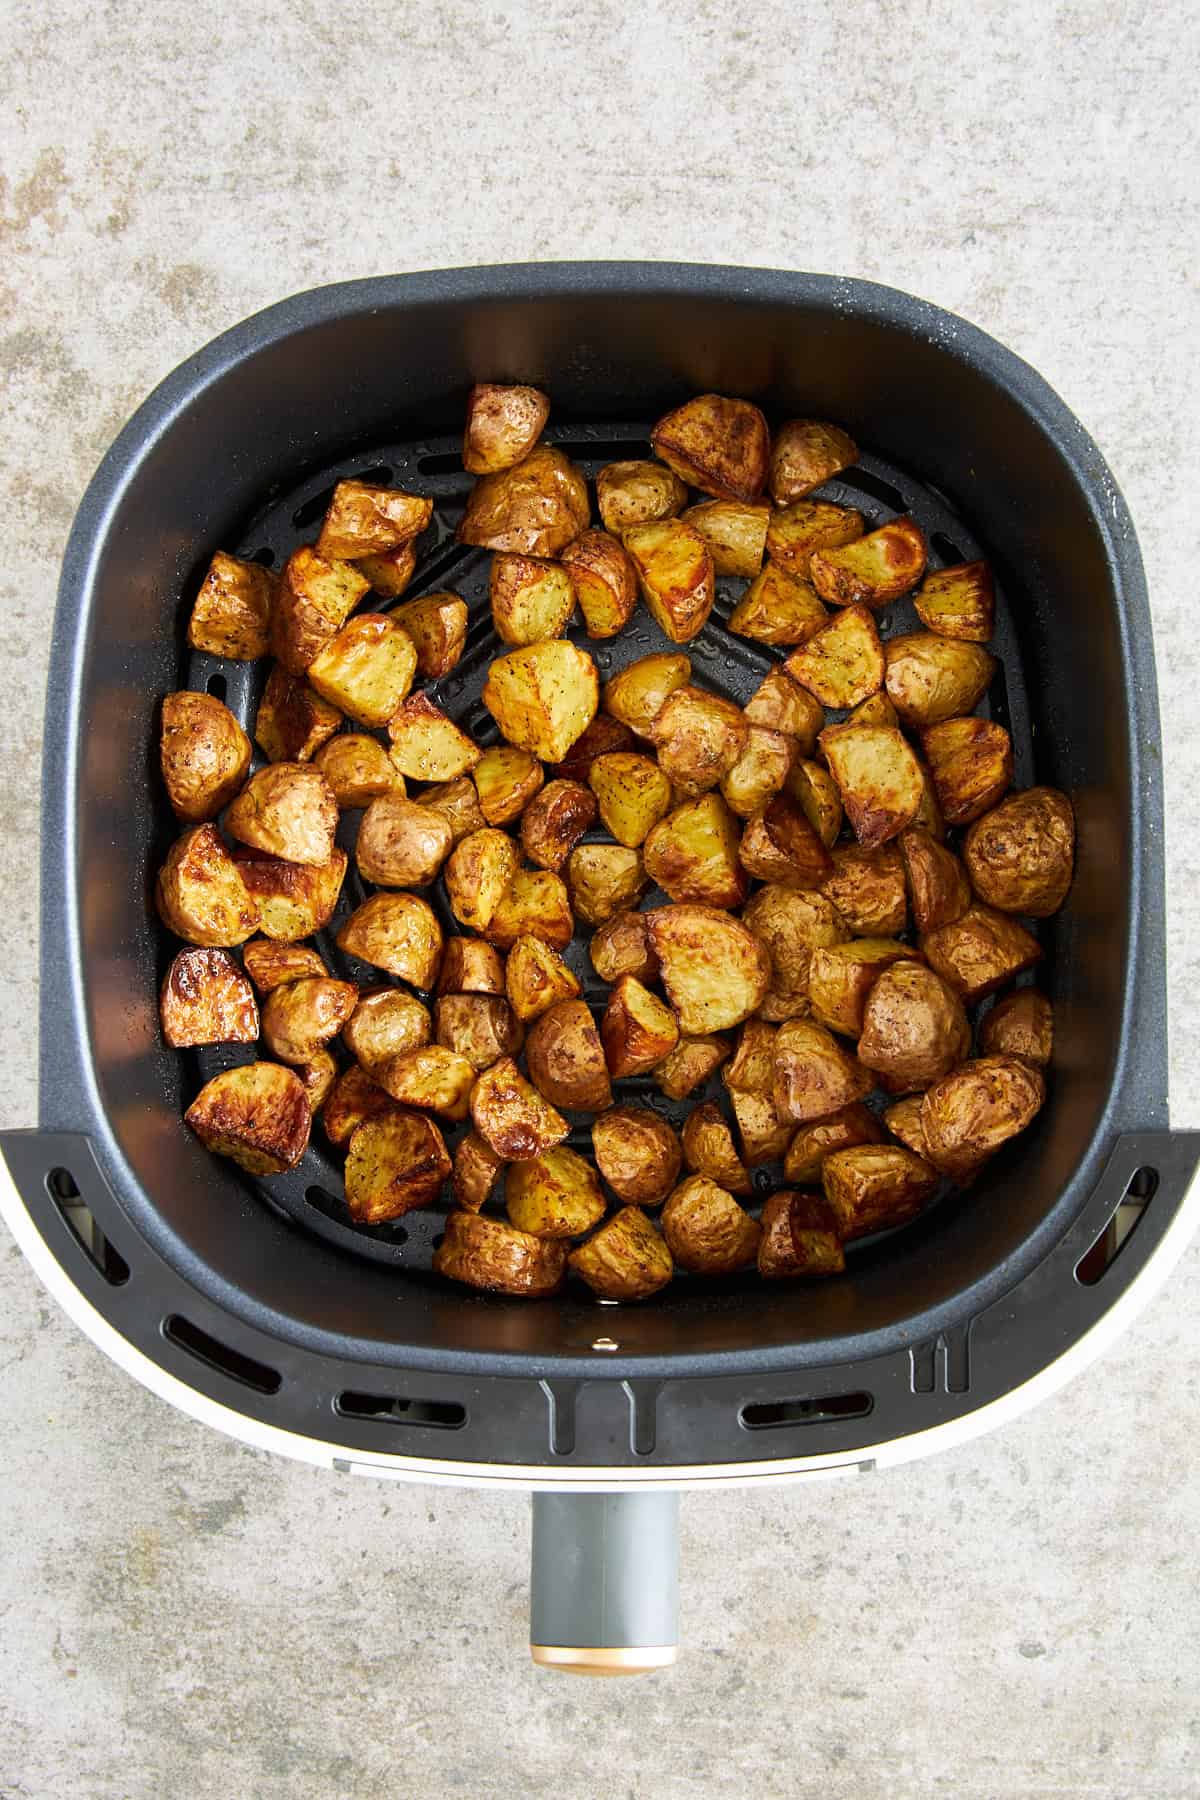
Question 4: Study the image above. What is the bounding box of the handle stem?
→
[530,1490,679,1675]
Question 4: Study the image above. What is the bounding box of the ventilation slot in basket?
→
[163,1314,281,1394]
[46,1168,130,1286]
[740,1391,873,1431]
[336,1391,466,1429]
[1076,1166,1159,1286]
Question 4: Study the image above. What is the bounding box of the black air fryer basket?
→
[3,265,1196,1669]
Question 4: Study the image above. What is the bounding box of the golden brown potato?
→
[157,824,260,947]
[819,722,925,849]
[766,499,865,576]
[271,546,370,676]
[720,727,796,818]
[343,988,433,1075]
[414,775,486,843]
[682,1101,751,1195]
[388,592,468,680]
[489,552,576,646]
[743,668,825,751]
[645,793,748,907]
[651,393,769,500]
[504,933,580,1022]
[662,1174,760,1273]
[306,615,418,727]
[185,1063,310,1175]
[783,1103,886,1183]
[785,604,885,710]
[807,938,916,1038]
[356,542,417,599]
[882,1095,931,1160]
[313,732,401,807]
[435,994,522,1071]
[434,1210,568,1296]
[920,1054,1046,1180]
[569,1207,674,1300]
[728,561,828,647]
[337,892,443,987]
[654,1033,731,1101]
[560,530,638,638]
[898,827,970,933]
[913,762,946,841]
[603,656,693,743]
[552,715,637,782]
[921,716,1013,826]
[438,936,506,997]
[565,844,647,928]
[525,998,612,1109]
[160,690,253,821]
[884,633,996,726]
[623,519,715,643]
[505,1146,606,1238]
[740,884,850,1016]
[601,975,679,1079]
[386,693,481,783]
[855,960,970,1091]
[519,779,596,872]
[458,443,589,557]
[723,1023,795,1164]
[453,1131,504,1211]
[485,868,574,951]
[591,1105,682,1206]
[242,938,327,992]
[316,482,431,562]
[589,909,659,985]
[920,904,1042,1003]
[723,1018,777,1094]
[296,1051,337,1115]
[482,638,599,763]
[469,1056,569,1161]
[647,905,770,1033]
[822,1144,938,1239]
[356,794,453,888]
[160,947,259,1048]
[757,1191,846,1278]
[963,787,1075,917]
[188,551,274,660]
[819,843,907,936]
[913,560,994,641]
[786,758,843,849]
[978,989,1054,1067]
[770,419,858,505]
[472,746,543,825]
[849,691,899,730]
[588,753,673,847]
[321,1064,397,1147]
[376,1045,475,1121]
[345,1110,451,1222]
[261,977,358,1066]
[462,382,551,475]
[596,459,688,534]
[444,828,520,931]
[739,794,832,891]
[225,764,339,866]
[647,685,749,795]
[810,517,928,609]
[772,1019,873,1124]
[682,499,770,577]
[234,847,346,942]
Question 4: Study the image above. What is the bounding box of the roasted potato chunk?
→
[819,722,924,849]
[482,638,599,763]
[462,382,550,475]
[645,792,748,907]
[344,988,433,1075]
[356,542,417,599]
[469,1056,569,1161]
[560,530,638,638]
[589,909,659,985]
[242,938,327,992]
[356,794,453,888]
[296,1051,337,1115]
[772,1019,873,1124]
[647,905,770,1033]
[898,828,970,934]
[506,1146,606,1238]
[157,824,260,947]
[591,1105,682,1206]
[444,828,520,931]
[525,998,612,1109]
[505,933,580,1022]
[596,459,688,534]
[322,1064,397,1148]
[261,977,357,1066]
[185,1063,310,1175]
[225,763,339,866]
[489,552,576,646]
[255,664,344,769]
[603,653,693,739]
[188,551,274,660]
[313,732,401,807]
[337,892,443,987]
[414,774,486,843]
[757,1191,846,1279]
[787,758,843,849]
[438,936,506,997]
[376,1045,475,1121]
[160,947,259,1048]
[386,693,481,782]
[783,1103,886,1184]
[662,1175,760,1273]
[856,960,970,1091]
[808,939,916,1038]
[519,779,596,872]
[963,787,1075,916]
[724,1018,777,1095]
[654,1033,731,1101]
[882,1095,931,1160]
[810,517,927,608]
[681,499,770,577]
[921,717,1013,826]
[601,975,679,1079]
[765,500,864,576]
[390,592,468,679]
[769,419,858,505]
[623,519,715,643]
[233,847,346,942]
[743,668,825,751]
[822,1144,938,1239]
[819,843,907,936]
[569,1207,674,1300]
[435,994,522,1072]
[785,605,885,710]
[344,1110,451,1222]
[723,1022,795,1164]
[651,394,770,502]
[271,546,370,675]
[729,562,829,649]
[458,443,589,557]
[434,1210,567,1296]
[920,904,1042,1003]
[682,1102,751,1195]
[552,713,636,780]
[849,691,899,730]
[739,794,832,891]
[588,753,673,848]
[978,989,1054,1067]
[306,614,418,727]
[647,685,748,796]
[316,482,431,562]
[920,1054,1046,1180]
[453,1131,504,1211]
[884,633,995,726]
[740,885,850,1017]
[720,727,796,819]
[566,844,647,928]
[485,868,574,951]
[160,690,253,821]
[914,560,995,641]
[473,746,544,825]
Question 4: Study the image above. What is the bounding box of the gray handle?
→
[529,1491,680,1675]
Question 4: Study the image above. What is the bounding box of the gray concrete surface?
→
[3,2,1200,1795]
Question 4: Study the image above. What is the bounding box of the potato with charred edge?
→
[856,961,970,1092]
[296,1052,337,1115]
[322,1065,397,1148]
[458,444,589,557]
[646,793,748,907]
[589,910,659,985]
[682,1102,752,1195]
[271,546,370,676]
[345,1111,452,1223]
[566,845,647,928]
[810,517,928,609]
[160,948,259,1048]
[773,1019,873,1124]
[822,1145,938,1239]
[316,482,431,562]
[623,519,715,644]
[469,1056,569,1161]
[234,847,346,942]
[436,994,522,1071]
[463,382,550,475]
[262,977,357,1066]
[188,551,274,660]
[552,714,636,780]
[741,885,850,1018]
[818,722,924,849]
[356,794,453,888]
[920,904,1042,1003]
[723,1021,794,1164]
[601,976,679,1079]
[808,939,917,1038]
[157,825,259,947]
[785,605,885,710]
[819,843,907,936]
[787,759,843,848]
[921,1054,1046,1181]
[882,1096,931,1161]
[387,693,481,783]
[376,1045,475,1121]
[453,1131,504,1211]
[758,1192,846,1279]
[898,828,970,933]
[161,690,252,821]
[682,499,770,577]
[569,1207,674,1300]
[226,764,339,866]
[485,869,574,951]
[766,500,865,576]
[525,998,612,1110]
[483,639,599,763]
[603,653,693,739]
[720,727,796,819]
[724,1018,777,1095]
[344,989,433,1075]
[306,615,418,727]
[337,893,443,988]
[438,937,505,996]
[655,1034,731,1101]
[591,1105,682,1206]
[921,717,1013,826]
[435,1210,567,1296]
[662,1175,760,1273]
[473,746,544,825]
[356,543,417,598]
[588,753,673,848]
[313,732,400,807]
[596,460,689,534]
[963,787,1075,917]
[979,989,1053,1067]
[770,419,859,505]
[505,934,580,1023]
[744,668,825,751]
[519,779,596,872]
[413,775,485,843]
[783,1103,886,1183]
[242,938,327,992]
[185,1063,311,1174]
[561,530,638,638]
[914,561,995,641]
[729,561,828,647]
[651,393,770,501]
[390,592,468,679]
[648,686,748,796]
[490,552,575,647]
[444,828,520,932]
[506,1146,606,1238]
[738,794,831,891]
[647,905,770,1033]
[884,633,995,726]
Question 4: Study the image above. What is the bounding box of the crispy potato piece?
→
[569,1207,673,1300]
[489,552,575,646]
[785,605,885,710]
[898,827,970,933]
[766,500,865,577]
[819,722,924,849]
[783,1103,886,1183]
[647,904,770,1033]
[963,787,1075,917]
[589,753,673,848]
[565,845,647,928]
[920,904,1042,1002]
[589,910,658,985]
[758,1191,846,1278]
[603,654,693,740]
[743,793,832,890]
[505,933,580,1022]
[438,937,506,997]
[808,939,917,1037]
[979,989,1054,1067]
[160,690,252,821]
[343,988,432,1075]
[591,1105,682,1206]
[463,382,550,475]
[458,443,589,557]
[647,685,748,796]
[596,459,688,534]
[316,482,431,562]
[471,747,542,827]
[345,1110,451,1222]
[560,530,638,638]
[386,693,481,782]
[651,394,770,502]
[322,1064,397,1147]
[724,1018,777,1095]
[261,977,357,1066]
[645,792,747,907]
[849,691,899,730]
[435,1209,567,1295]
[682,1102,751,1195]
[822,1144,938,1239]
[188,551,274,660]
[729,1088,794,1165]
[444,828,520,931]
[720,727,796,818]
[483,639,599,763]
[770,420,858,506]
[525,998,612,1109]
[453,1131,504,1211]
[160,947,259,1048]
[242,938,327,992]
[296,1051,337,1115]
[337,892,443,987]
[414,775,486,843]
[271,546,370,676]
[519,779,596,872]
[729,562,828,646]
[485,868,574,950]
[810,517,927,608]
[435,994,522,1071]
[819,843,907,936]
[469,1056,569,1161]
[913,762,946,841]
[376,1045,475,1121]
[743,668,825,751]
[655,1033,731,1101]
[772,1019,873,1124]
[506,1146,606,1238]
[787,758,843,849]
[226,764,338,866]
[682,499,770,577]
[389,592,468,679]
[552,713,636,780]
[601,975,679,1078]
[356,542,417,599]
[914,560,994,641]
[856,960,970,1091]
[882,1095,931,1160]
[662,1174,760,1273]
[921,717,1013,826]
[741,885,850,1016]
[157,824,260,947]
[623,519,715,643]
[306,614,418,727]
[313,732,401,807]
[356,794,453,888]
[233,847,346,942]
[185,1063,310,1175]
[884,633,995,726]
[921,1054,1046,1181]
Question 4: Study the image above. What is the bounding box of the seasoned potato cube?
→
[261,977,357,1066]
[647,904,770,1033]
[623,519,715,643]
[160,690,252,821]
[225,763,338,866]
[253,667,342,765]
[682,499,770,577]
[591,1105,682,1206]
[682,1101,751,1195]
[185,1063,310,1174]
[444,828,520,931]
[453,1131,504,1211]
[884,633,995,726]
[356,794,453,888]
[739,794,831,890]
[438,936,506,997]
[160,947,259,1048]
[434,1209,567,1296]
[882,1095,931,1161]
[808,939,917,1038]
[306,615,418,727]
[963,787,1075,916]
[242,938,327,992]
[978,988,1054,1066]
[601,975,679,1078]
[651,394,770,501]
[898,827,970,933]
[569,1207,673,1300]
[770,419,858,505]
[436,994,522,1071]
[524,998,612,1110]
[647,685,748,795]
[376,1045,475,1121]
[603,653,693,739]
[345,1110,451,1222]
[560,530,638,638]
[157,824,260,947]
[271,546,370,675]
[565,845,647,927]
[856,961,970,1091]
[233,847,346,942]
[473,746,544,825]
[644,793,747,907]
[743,668,825,750]
[655,1033,731,1101]
[470,1056,569,1161]
[313,732,401,806]
[356,542,417,599]
[914,560,994,641]
[485,868,574,950]
[787,758,843,848]
[490,552,575,646]
[741,885,850,1015]
[483,638,599,763]
[662,1174,760,1272]
[729,562,828,646]
[589,910,658,985]
[505,933,580,1022]
[785,604,885,710]
[822,1144,938,1239]
[819,842,907,936]
[921,717,1013,826]
[519,779,596,872]
[322,1063,397,1148]
[588,753,673,848]
[819,722,924,849]
[783,1102,886,1184]
[758,1191,845,1279]
[729,1088,795,1165]
[413,774,485,843]
[316,482,431,562]
[458,443,589,557]
[463,382,551,474]
[596,459,688,534]
[296,1051,337,1115]
[849,691,899,729]
[336,892,444,987]
[552,713,636,779]
[506,1146,606,1238]
[766,500,864,577]
[920,1054,1046,1181]
[772,1019,872,1124]
[720,727,796,818]
[387,693,480,782]
[810,517,927,608]
[343,988,432,1075]
[188,551,274,660]
[723,1018,777,1094]
[920,904,1042,1002]
[390,592,468,679]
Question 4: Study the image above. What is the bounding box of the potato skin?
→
[255,665,344,777]
[234,847,346,942]
[160,690,252,821]
[261,977,357,1066]
[482,639,600,764]
[569,1207,674,1300]
[729,562,828,648]
[473,746,544,825]
[588,753,673,847]
[783,1103,886,1184]
[913,560,995,641]
[856,961,970,1092]
[469,1056,570,1161]
[336,892,444,988]
[345,1110,452,1222]
[743,793,832,891]
[785,605,885,710]
[682,1101,752,1195]
[743,669,825,751]
[601,975,679,1079]
[434,1210,567,1297]
[920,904,1042,1003]
[648,685,748,795]
[434,994,522,1071]
[225,763,339,867]
[882,1095,931,1160]
[646,793,748,907]
[920,1054,1046,1180]
[720,727,797,819]
[591,1105,682,1206]
[356,795,453,888]
[819,722,924,849]
[414,775,486,843]
[898,827,971,933]
[757,1191,846,1279]
[651,394,770,501]
[390,592,469,679]
[438,937,506,997]
[978,988,1053,1067]
[682,499,770,577]
[519,779,597,872]
[819,843,907,936]
[485,868,575,951]
[271,546,370,676]
[766,500,864,576]
[561,529,638,638]
[822,1144,938,1239]
[647,905,770,1033]
[489,552,576,647]
[963,787,1075,917]
[603,653,692,738]
[770,419,858,505]
[525,998,613,1110]
[662,1175,760,1273]
[375,1045,476,1121]
[809,517,928,609]
[160,947,259,1048]
[807,939,916,1038]
[185,1063,311,1175]
[772,1019,873,1124]
[444,828,520,932]
[884,633,995,726]
[296,1051,337,1115]
[386,693,481,783]
[453,1131,504,1211]
[313,732,400,806]
[242,938,327,992]
[188,551,274,660]
[156,824,260,947]
[921,717,1013,826]
[596,460,688,534]
[458,443,589,557]
[589,910,659,985]
[462,382,550,475]
[740,885,850,1016]
[343,988,433,1075]
[316,482,431,561]
[357,543,417,599]
[505,934,581,1022]
[321,1064,397,1147]
[787,758,843,848]
[505,1146,606,1238]
[623,519,715,643]
[566,845,648,928]
[655,1033,731,1101]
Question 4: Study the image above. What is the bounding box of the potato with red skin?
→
[321,1065,398,1148]
[185,1064,311,1175]
[591,1106,682,1206]
[647,905,770,1034]
[785,605,885,710]
[810,517,928,609]
[226,764,339,867]
[438,938,505,997]
[160,948,259,1048]
[772,1019,873,1124]
[506,1146,607,1239]
[261,977,357,1066]
[770,419,858,505]
[655,1034,731,1101]
[662,1175,760,1273]
[336,893,443,988]
[485,869,574,951]
[313,732,400,806]
[489,552,576,647]
[651,394,770,501]
[822,1145,938,1239]
[242,939,327,992]
[453,1132,504,1211]
[589,910,659,985]
[462,382,550,475]
[234,848,346,942]
[682,1102,752,1195]
[376,1046,476,1122]
[345,1111,452,1223]
[603,653,692,738]
[505,934,581,1023]
[743,668,825,751]
[913,561,995,641]
[525,999,612,1110]
[156,824,260,948]
[898,828,971,933]
[819,722,924,849]
[783,1103,886,1184]
[920,904,1042,1003]
[434,1211,567,1297]
[271,546,370,676]
[356,795,454,888]
[757,1192,846,1279]
[160,690,253,820]
[979,989,1053,1067]
[856,961,971,1092]
[963,787,1075,917]
[646,793,748,907]
[623,520,715,643]
[766,500,864,576]
[444,828,520,932]
[316,482,431,561]
[390,592,469,678]
[561,529,638,638]
[920,1055,1046,1180]
[469,1056,569,1161]
[458,444,589,557]
[569,1207,674,1300]
[884,633,995,726]
[520,780,596,872]
[647,686,748,795]
[600,976,679,1079]
[596,460,688,534]
[386,693,481,783]
[435,994,523,1071]
[921,717,1014,826]
[188,551,274,660]
[343,989,432,1075]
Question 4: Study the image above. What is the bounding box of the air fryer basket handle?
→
[529,1491,679,1674]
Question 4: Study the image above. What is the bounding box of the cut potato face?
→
[682,1101,751,1195]
[729,561,828,647]
[662,1174,761,1273]
[737,811,823,891]
[458,444,589,557]
[525,998,612,1110]
[920,1054,1046,1181]
[588,752,673,848]
[234,847,346,942]
[157,824,260,947]
[414,775,486,843]
[914,560,995,641]
[560,530,638,638]
[462,382,550,475]
[161,690,252,821]
[589,909,659,985]
[591,1105,682,1206]
[645,792,747,907]
[306,614,418,727]
[316,482,432,562]
[519,779,596,872]
[921,716,1013,826]
[807,938,916,1038]
[785,605,885,710]
[884,633,995,726]
[336,892,444,987]
[376,1045,476,1121]
[920,904,1042,1002]
[819,722,924,849]
[766,500,864,577]
[313,732,401,807]
[743,668,825,751]
[390,592,468,679]
[651,394,770,502]
[783,1102,886,1184]
[772,1018,873,1124]
[438,936,506,996]
[225,763,339,867]
[757,1191,846,1279]
[720,727,796,819]
[473,745,544,825]
[882,1095,931,1161]
[484,868,574,951]
[505,1146,606,1238]
[356,542,417,599]
[856,960,970,1091]
[647,904,770,1033]
[188,551,274,660]
[483,638,599,762]
[552,713,636,780]
[321,1064,398,1148]
[386,693,481,783]
[787,758,843,849]
[490,552,576,646]
[728,1088,795,1165]
[603,653,692,737]
[569,1207,674,1301]
[453,1131,504,1211]
[648,685,748,796]
[724,1018,779,1095]
[655,1033,731,1101]
[822,1144,938,1239]
[769,419,858,505]
[160,947,259,1048]
[682,499,770,577]
[185,1063,311,1175]
[963,787,1075,916]
[596,460,689,535]
[434,1210,567,1297]
[601,974,679,1078]
[444,828,520,931]
[978,988,1053,1067]
[622,519,715,643]
[435,994,522,1071]
[757,793,834,888]
[819,842,907,936]
[344,1110,451,1222]
[261,977,357,1066]
[344,988,433,1075]
[242,938,327,992]
[898,827,971,933]
[356,794,454,888]
[849,691,899,730]
[469,1056,569,1161]
[505,933,581,1022]
[810,517,928,609]
[271,546,370,675]
[740,884,850,1015]
[566,844,647,928]
[253,665,343,766]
